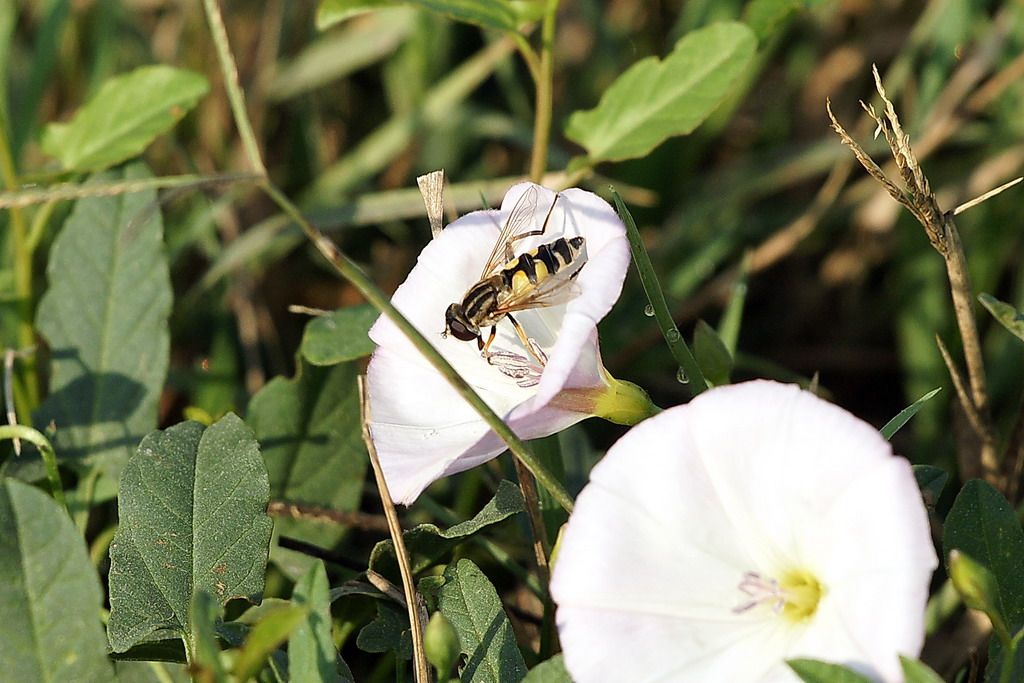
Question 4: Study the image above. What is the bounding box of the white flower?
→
[551,380,938,682]
[367,182,650,505]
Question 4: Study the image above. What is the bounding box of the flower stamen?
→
[733,569,824,623]
[488,348,545,387]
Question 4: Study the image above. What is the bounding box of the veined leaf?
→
[438,559,527,682]
[944,480,1024,630]
[369,479,524,577]
[566,22,756,163]
[300,304,378,365]
[317,0,519,32]
[35,162,171,478]
[41,65,208,172]
[248,359,367,551]
[107,414,273,653]
[0,479,114,682]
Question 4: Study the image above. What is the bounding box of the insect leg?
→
[479,326,498,358]
[505,314,546,366]
[503,194,560,261]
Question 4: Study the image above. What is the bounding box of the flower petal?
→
[367,183,629,503]
[552,380,936,683]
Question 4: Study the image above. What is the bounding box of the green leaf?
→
[369,479,524,577]
[880,387,942,440]
[248,359,367,551]
[693,319,733,386]
[980,293,1024,343]
[190,592,229,683]
[438,559,527,682]
[107,414,273,653]
[41,65,208,172]
[0,479,114,682]
[300,304,379,365]
[316,0,519,32]
[35,163,171,478]
[290,560,352,682]
[787,659,874,683]
[943,480,1024,631]
[356,602,412,659]
[523,654,570,682]
[565,23,756,163]
[912,464,948,506]
[233,604,309,682]
[899,656,945,683]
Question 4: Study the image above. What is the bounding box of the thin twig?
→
[266,500,390,533]
[528,0,560,183]
[358,377,431,683]
[936,335,998,482]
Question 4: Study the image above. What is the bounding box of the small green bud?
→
[948,549,1012,644]
[424,611,461,679]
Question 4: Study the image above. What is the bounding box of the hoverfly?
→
[443,186,586,365]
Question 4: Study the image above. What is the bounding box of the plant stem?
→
[0,115,38,410]
[0,425,65,512]
[528,0,559,183]
[612,189,707,394]
[359,378,430,683]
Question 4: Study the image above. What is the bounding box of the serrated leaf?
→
[107,414,273,653]
[41,65,208,172]
[880,387,942,440]
[693,319,733,386]
[249,359,367,551]
[523,654,570,682]
[0,479,114,682]
[943,480,1024,631]
[980,293,1024,343]
[899,656,945,683]
[290,560,352,682]
[233,604,309,682]
[300,304,378,365]
[438,559,527,682]
[316,0,519,32]
[370,480,524,577]
[35,163,171,478]
[565,22,756,163]
[787,659,874,683]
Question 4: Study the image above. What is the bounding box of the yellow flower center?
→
[734,569,825,623]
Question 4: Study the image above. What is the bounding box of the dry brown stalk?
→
[828,67,1000,486]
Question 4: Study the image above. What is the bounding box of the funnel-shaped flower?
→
[551,380,937,682]
[367,182,648,505]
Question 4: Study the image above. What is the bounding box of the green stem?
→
[0,425,65,512]
[528,0,559,183]
[1000,627,1024,683]
[611,189,707,394]
[0,114,39,409]
[200,0,266,177]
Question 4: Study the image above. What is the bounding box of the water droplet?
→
[676,367,690,384]
[643,304,655,317]
[665,328,681,342]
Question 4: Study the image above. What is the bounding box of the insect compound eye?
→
[445,304,478,342]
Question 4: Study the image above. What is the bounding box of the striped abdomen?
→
[500,236,585,297]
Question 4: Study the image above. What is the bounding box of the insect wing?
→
[493,269,582,314]
[480,185,539,278]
